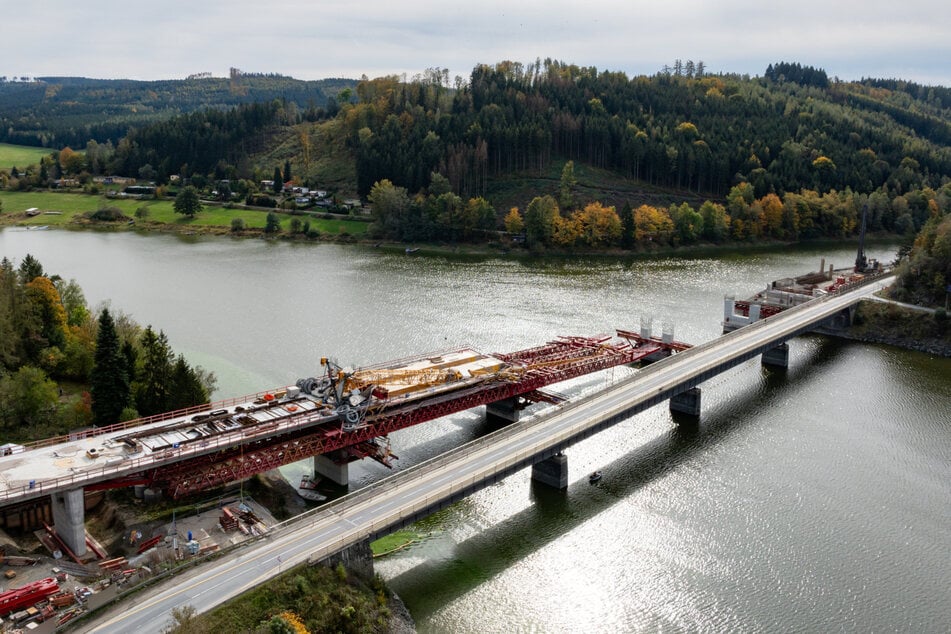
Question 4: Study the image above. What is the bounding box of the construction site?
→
[0,329,691,630]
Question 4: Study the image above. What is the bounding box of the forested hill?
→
[0,71,354,148]
[6,60,951,210]
[346,60,951,200]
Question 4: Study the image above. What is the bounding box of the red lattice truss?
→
[117,332,688,498]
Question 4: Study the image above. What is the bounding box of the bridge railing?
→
[0,400,337,504]
[13,388,289,452]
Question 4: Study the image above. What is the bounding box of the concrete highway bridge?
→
[79,274,894,633]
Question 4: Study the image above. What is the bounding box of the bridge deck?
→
[0,332,683,503]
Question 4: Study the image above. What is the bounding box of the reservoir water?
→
[1,229,948,632]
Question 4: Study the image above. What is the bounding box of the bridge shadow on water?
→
[384,336,849,618]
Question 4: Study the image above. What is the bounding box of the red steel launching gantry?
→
[88,331,690,498]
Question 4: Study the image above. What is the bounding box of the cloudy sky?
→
[3,0,950,86]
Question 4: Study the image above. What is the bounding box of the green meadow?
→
[0,143,52,169]
[0,190,369,236]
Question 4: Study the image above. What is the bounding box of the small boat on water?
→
[298,474,327,502]
[26,225,49,231]
[588,470,602,483]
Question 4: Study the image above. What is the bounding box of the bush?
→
[246,194,277,208]
[134,206,150,219]
[264,212,281,234]
[89,206,127,221]
[230,217,246,232]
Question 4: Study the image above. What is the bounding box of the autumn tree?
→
[575,202,621,247]
[58,147,86,175]
[551,214,582,247]
[759,193,785,239]
[633,205,674,244]
[26,276,68,349]
[504,207,524,235]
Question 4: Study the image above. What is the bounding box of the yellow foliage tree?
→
[25,276,68,349]
[759,193,784,238]
[575,202,622,247]
[633,205,674,243]
[504,207,524,234]
[551,214,582,247]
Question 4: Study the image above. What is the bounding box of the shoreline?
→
[0,210,901,263]
[841,300,951,358]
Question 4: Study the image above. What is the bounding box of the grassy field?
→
[370,529,424,556]
[0,143,52,169]
[0,190,369,236]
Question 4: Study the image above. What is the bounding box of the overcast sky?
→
[3,1,950,86]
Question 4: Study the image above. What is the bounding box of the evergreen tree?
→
[17,254,44,284]
[621,201,635,248]
[135,327,173,416]
[273,167,283,193]
[283,159,292,183]
[167,355,209,411]
[90,308,129,426]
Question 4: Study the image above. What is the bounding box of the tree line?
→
[0,256,215,440]
[0,74,354,149]
[366,157,950,250]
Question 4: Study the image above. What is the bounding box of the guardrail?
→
[16,388,288,451]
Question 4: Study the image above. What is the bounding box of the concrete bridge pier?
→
[314,451,350,487]
[50,487,87,557]
[486,397,521,423]
[531,452,568,489]
[762,342,789,368]
[670,387,702,418]
[814,306,857,334]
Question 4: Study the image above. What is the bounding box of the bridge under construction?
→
[0,328,689,556]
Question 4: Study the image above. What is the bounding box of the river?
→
[1,229,948,632]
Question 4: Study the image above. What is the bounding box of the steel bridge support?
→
[314,451,350,487]
[531,452,568,490]
[50,487,86,557]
